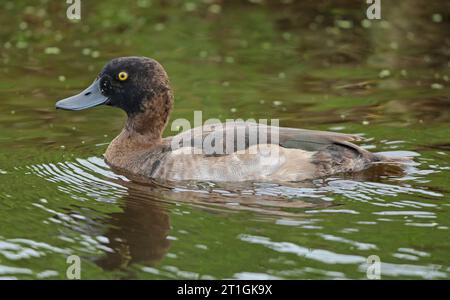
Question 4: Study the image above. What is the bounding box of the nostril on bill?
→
[84,92,92,96]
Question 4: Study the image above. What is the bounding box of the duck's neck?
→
[104,91,173,169]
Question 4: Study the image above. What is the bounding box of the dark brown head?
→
[56,56,173,135]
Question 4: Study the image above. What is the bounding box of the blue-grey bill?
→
[55,80,109,110]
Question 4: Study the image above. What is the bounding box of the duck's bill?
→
[55,80,109,111]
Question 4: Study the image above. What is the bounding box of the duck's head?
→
[56,56,172,117]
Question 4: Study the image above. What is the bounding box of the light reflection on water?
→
[2,151,442,279]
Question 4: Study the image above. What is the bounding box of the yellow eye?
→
[118,71,128,81]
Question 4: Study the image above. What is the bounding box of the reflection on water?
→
[96,189,171,271]
[18,150,447,278]
[0,0,449,279]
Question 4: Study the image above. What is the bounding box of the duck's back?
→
[144,122,381,182]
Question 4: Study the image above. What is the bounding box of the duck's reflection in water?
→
[94,178,336,270]
[96,188,171,270]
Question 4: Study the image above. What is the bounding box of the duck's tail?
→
[372,151,419,166]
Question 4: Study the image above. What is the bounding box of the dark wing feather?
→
[164,121,366,156]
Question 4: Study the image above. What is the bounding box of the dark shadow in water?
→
[95,187,171,271]
[92,179,338,271]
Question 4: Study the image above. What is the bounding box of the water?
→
[0,1,449,279]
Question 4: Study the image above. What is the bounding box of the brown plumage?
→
[56,56,405,182]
